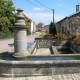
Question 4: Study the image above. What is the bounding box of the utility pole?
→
[52,9,54,23]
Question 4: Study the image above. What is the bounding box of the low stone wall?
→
[35,38,54,48]
[52,39,70,46]
[70,41,80,53]
[0,58,80,77]
[35,38,70,48]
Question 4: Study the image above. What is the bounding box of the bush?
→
[54,33,66,40]
[49,22,56,35]
[44,33,53,38]
[73,35,80,45]
[39,32,46,38]
[70,32,77,39]
[0,28,12,39]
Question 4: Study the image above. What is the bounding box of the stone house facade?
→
[37,22,44,31]
[30,20,36,34]
[36,22,49,33]
[56,5,80,35]
[42,26,49,33]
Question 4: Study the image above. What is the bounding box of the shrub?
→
[49,22,56,35]
[39,32,46,38]
[0,28,12,39]
[44,33,53,38]
[70,32,77,39]
[55,33,66,40]
[73,35,80,45]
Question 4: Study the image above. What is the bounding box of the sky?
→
[12,0,80,25]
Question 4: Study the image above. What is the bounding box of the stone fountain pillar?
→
[13,8,29,58]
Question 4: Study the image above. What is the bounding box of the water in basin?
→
[57,48,73,54]
[27,43,33,49]
[1,44,80,61]
[0,55,79,61]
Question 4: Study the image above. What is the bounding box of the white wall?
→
[30,22,33,35]
[33,23,36,32]
[30,22,37,35]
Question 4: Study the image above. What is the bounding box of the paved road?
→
[0,73,80,80]
[0,32,40,53]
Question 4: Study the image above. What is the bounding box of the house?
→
[33,22,37,33]
[23,14,37,35]
[43,25,49,33]
[37,22,44,31]
[56,5,80,35]
[30,20,36,34]
[36,22,49,33]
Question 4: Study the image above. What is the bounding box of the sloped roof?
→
[23,14,32,22]
[57,11,80,23]
[67,10,80,17]
[38,22,44,25]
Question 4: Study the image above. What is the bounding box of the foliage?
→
[0,0,16,30]
[49,22,56,35]
[24,15,30,35]
[39,32,46,38]
[70,32,77,39]
[0,17,11,30]
[0,0,16,38]
[27,26,30,35]
[43,33,53,38]
[55,33,66,40]
[0,28,12,38]
[73,35,80,45]
[38,32,54,38]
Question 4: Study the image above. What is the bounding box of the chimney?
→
[76,5,79,12]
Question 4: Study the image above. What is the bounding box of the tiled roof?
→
[38,22,44,25]
[67,10,80,17]
[57,11,80,23]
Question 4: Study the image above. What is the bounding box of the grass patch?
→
[38,32,46,38]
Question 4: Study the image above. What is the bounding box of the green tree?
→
[23,14,31,35]
[0,0,16,31]
[49,22,56,35]
[24,17,30,35]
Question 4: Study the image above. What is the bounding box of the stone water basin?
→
[0,44,80,77]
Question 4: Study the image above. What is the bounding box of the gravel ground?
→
[0,73,80,80]
[0,32,40,53]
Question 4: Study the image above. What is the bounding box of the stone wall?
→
[56,12,80,35]
[35,38,80,53]
[35,38,54,48]
[0,60,80,77]
[70,41,80,53]
[35,38,70,48]
[0,38,80,77]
